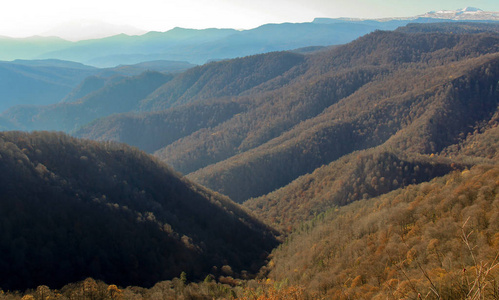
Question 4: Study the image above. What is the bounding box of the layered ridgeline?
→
[0,59,195,114]
[65,24,499,205]
[0,19,420,67]
[2,8,498,67]
[3,52,304,132]
[0,60,97,112]
[0,131,277,291]
[4,72,174,132]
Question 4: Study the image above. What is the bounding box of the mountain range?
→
[0,8,497,68]
[0,60,97,112]
[420,7,499,20]
[0,59,195,113]
[6,22,495,203]
[1,22,497,202]
[1,18,499,298]
[1,8,497,114]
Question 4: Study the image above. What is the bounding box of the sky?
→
[1,0,498,39]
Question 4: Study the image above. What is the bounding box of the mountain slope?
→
[69,26,499,204]
[183,32,499,202]
[99,60,196,77]
[154,65,384,174]
[138,51,306,111]
[76,101,245,153]
[243,148,460,231]
[59,75,122,103]
[244,92,499,230]
[59,61,196,104]
[265,163,499,298]
[0,60,97,112]
[6,51,305,134]
[0,131,277,291]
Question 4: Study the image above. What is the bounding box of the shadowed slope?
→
[0,131,277,291]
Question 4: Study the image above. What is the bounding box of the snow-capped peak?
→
[460,7,483,12]
[419,7,499,21]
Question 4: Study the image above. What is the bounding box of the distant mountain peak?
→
[420,7,499,21]
[461,7,483,12]
[314,7,499,24]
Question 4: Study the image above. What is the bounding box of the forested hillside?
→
[69,24,499,205]
[60,75,126,103]
[138,51,306,111]
[77,101,244,153]
[441,109,499,161]
[186,31,499,202]
[264,163,499,298]
[2,145,498,299]
[239,24,499,298]
[244,149,461,231]
[0,131,277,291]
[0,22,499,300]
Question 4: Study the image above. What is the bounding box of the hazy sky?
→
[1,0,498,38]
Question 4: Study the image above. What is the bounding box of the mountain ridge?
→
[1,10,497,67]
